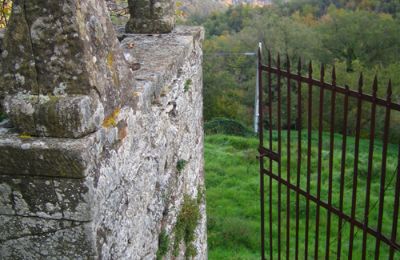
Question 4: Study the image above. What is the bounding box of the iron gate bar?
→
[260,65,400,111]
[349,74,364,259]
[258,147,280,162]
[325,66,337,260]
[304,61,313,259]
[257,45,265,260]
[390,147,400,259]
[337,85,350,260]
[314,64,325,259]
[277,54,282,260]
[375,81,393,259]
[267,50,274,260]
[361,76,378,260]
[295,58,302,260]
[286,55,292,260]
[262,168,400,250]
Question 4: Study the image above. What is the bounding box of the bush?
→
[205,118,254,137]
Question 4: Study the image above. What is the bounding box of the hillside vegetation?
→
[185,1,400,142]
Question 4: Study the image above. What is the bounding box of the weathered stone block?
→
[0,220,96,259]
[0,134,96,178]
[3,94,104,138]
[126,0,175,33]
[0,176,93,221]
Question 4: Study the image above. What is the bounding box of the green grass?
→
[205,132,399,259]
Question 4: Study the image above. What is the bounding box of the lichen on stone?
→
[102,108,121,128]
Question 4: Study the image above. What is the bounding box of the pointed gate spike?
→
[387,79,393,99]
[320,64,325,81]
[297,58,302,75]
[372,75,378,95]
[308,61,313,77]
[268,50,272,65]
[277,53,281,68]
[332,66,336,85]
[286,54,291,71]
[358,73,364,92]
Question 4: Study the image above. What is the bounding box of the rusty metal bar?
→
[325,66,337,259]
[295,58,302,260]
[286,55,291,259]
[267,50,274,260]
[374,81,393,259]
[277,54,282,260]
[389,145,400,259]
[361,76,378,260]
[304,61,313,259]
[257,45,266,260]
[349,74,364,259]
[337,85,350,260]
[314,64,325,259]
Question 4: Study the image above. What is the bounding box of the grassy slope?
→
[205,133,399,259]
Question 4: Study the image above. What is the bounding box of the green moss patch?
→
[156,230,170,260]
[173,195,201,258]
[177,159,187,173]
[184,79,192,92]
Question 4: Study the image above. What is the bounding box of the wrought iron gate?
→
[257,45,400,259]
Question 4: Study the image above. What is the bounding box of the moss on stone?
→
[0,112,6,122]
[172,194,200,258]
[176,159,187,173]
[156,230,170,260]
[184,79,192,92]
[197,185,205,205]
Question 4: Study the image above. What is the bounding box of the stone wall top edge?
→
[120,26,204,108]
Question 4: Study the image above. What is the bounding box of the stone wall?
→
[0,1,206,259]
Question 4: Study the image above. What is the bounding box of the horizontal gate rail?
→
[260,65,400,111]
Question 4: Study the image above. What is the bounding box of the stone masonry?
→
[0,0,206,259]
[126,0,175,34]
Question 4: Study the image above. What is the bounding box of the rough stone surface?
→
[0,21,206,260]
[126,0,175,33]
[0,0,136,137]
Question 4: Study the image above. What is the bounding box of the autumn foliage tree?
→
[0,0,11,29]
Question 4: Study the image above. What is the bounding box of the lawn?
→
[205,132,399,259]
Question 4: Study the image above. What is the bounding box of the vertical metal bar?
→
[267,50,274,260]
[314,64,325,259]
[325,66,337,260]
[295,58,302,260]
[374,80,393,260]
[389,145,400,259]
[286,55,291,260]
[255,57,260,133]
[304,61,313,259]
[337,85,350,260]
[277,53,282,260]
[349,74,364,259]
[361,76,378,260]
[258,44,265,260]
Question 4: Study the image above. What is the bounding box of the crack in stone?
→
[0,221,86,243]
